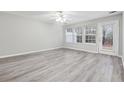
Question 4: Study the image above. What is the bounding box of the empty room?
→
[0,11,124,82]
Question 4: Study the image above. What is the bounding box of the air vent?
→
[109,11,117,14]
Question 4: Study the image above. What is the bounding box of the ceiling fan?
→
[55,11,68,23]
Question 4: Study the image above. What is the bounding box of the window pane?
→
[74,27,82,43]
[77,36,82,43]
[86,39,88,42]
[102,24,113,50]
[66,28,73,43]
[85,35,96,43]
[85,25,96,44]
[86,36,88,40]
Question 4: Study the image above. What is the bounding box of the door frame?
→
[97,20,119,56]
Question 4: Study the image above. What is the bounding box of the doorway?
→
[98,20,119,56]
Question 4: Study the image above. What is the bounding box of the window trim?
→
[65,24,97,45]
[73,27,83,43]
[84,25,97,45]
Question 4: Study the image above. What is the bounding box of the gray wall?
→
[0,12,63,57]
[64,14,122,56]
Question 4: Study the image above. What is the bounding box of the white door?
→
[98,20,119,56]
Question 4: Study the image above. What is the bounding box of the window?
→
[85,25,96,44]
[102,24,113,49]
[65,24,97,44]
[74,27,82,43]
[65,28,73,43]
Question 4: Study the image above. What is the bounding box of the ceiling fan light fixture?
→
[55,11,66,23]
[56,17,61,21]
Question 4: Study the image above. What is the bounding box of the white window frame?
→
[73,27,83,43]
[84,24,97,45]
[65,28,74,43]
[98,20,119,56]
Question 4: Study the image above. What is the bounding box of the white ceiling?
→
[6,11,122,24]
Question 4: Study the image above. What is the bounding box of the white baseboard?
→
[64,47,98,53]
[0,46,97,59]
[117,55,124,69]
[0,47,62,59]
[0,46,122,63]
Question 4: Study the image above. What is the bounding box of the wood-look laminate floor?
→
[0,48,123,82]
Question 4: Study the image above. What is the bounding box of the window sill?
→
[84,43,97,46]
